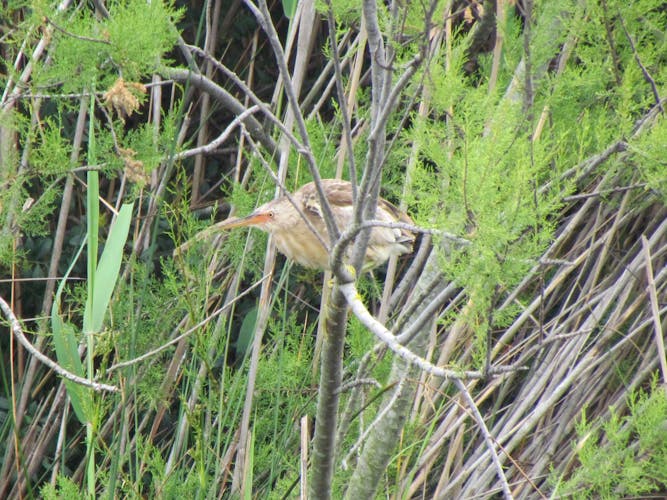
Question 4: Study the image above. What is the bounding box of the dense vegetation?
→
[1,0,666,498]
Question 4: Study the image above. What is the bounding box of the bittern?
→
[213,179,415,271]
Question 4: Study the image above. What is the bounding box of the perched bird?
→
[211,179,415,271]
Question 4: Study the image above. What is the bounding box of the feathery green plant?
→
[552,379,667,497]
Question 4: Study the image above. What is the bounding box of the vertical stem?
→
[309,284,347,499]
[85,89,98,499]
[231,244,276,495]
[192,0,223,206]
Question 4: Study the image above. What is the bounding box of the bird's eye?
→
[268,210,275,218]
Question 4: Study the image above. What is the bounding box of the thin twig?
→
[562,182,648,202]
[173,105,261,160]
[324,0,357,199]
[44,17,111,44]
[341,378,406,470]
[618,14,664,113]
[453,378,514,500]
[640,235,667,388]
[107,275,269,372]
[163,68,278,156]
[0,295,119,393]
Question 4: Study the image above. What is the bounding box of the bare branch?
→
[44,16,111,44]
[619,14,664,113]
[453,378,514,500]
[324,0,358,198]
[184,44,308,152]
[0,295,119,393]
[163,68,279,156]
[338,282,520,380]
[641,235,667,387]
[174,105,261,160]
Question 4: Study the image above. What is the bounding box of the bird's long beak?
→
[174,210,271,257]
[213,211,271,230]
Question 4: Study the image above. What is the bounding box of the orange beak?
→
[214,211,272,230]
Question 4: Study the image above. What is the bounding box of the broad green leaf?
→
[281,0,297,19]
[52,315,92,424]
[85,202,134,333]
[51,239,92,424]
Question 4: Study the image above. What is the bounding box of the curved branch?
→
[0,295,119,393]
[174,105,261,160]
[338,282,521,380]
[163,68,278,156]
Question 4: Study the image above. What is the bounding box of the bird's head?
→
[217,200,283,233]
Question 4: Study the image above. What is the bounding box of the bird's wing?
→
[300,179,415,245]
[299,180,353,219]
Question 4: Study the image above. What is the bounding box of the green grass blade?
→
[84,170,99,335]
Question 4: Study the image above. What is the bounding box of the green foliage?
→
[41,474,84,500]
[121,436,200,498]
[112,260,190,407]
[552,380,667,498]
[11,181,62,238]
[236,305,257,357]
[0,1,182,274]
[403,0,667,364]
[251,307,317,493]
[34,0,181,91]
[84,202,134,334]
[410,88,560,360]
[4,0,667,497]
[51,315,92,423]
[281,0,297,20]
[303,117,339,182]
[317,0,361,26]
[29,115,73,176]
[630,117,667,202]
[347,314,377,362]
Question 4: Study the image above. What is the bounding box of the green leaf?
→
[51,238,92,424]
[236,305,258,357]
[281,0,297,19]
[52,315,92,424]
[85,202,134,333]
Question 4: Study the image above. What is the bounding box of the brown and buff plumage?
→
[214,179,415,271]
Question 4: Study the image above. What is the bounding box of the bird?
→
[205,179,415,271]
